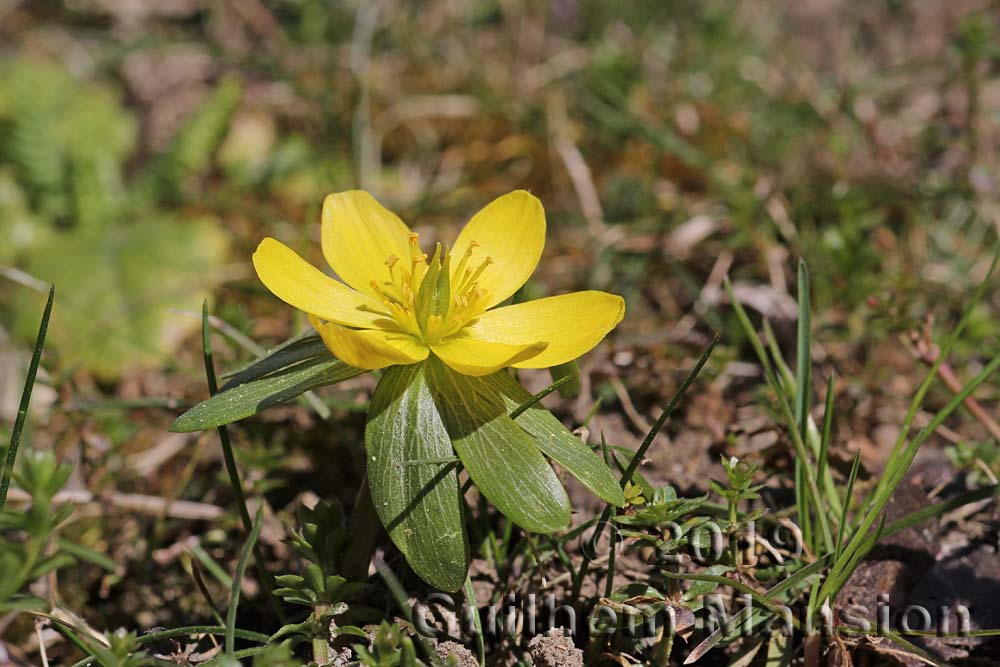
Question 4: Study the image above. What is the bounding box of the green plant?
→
[0,58,232,379]
[946,439,1000,485]
[352,622,426,667]
[587,257,1000,665]
[78,630,153,667]
[172,191,631,593]
[0,450,75,607]
[673,257,1000,665]
[272,500,375,661]
[0,288,102,613]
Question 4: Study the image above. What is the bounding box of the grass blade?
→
[830,349,1000,598]
[821,514,887,604]
[200,302,279,617]
[877,248,999,498]
[601,434,618,599]
[762,319,842,517]
[794,260,812,457]
[726,277,834,553]
[508,373,577,419]
[816,372,836,511]
[226,504,264,657]
[571,334,718,603]
[463,575,485,667]
[879,626,951,667]
[884,484,997,537]
[622,332,719,485]
[375,557,440,665]
[226,503,264,656]
[0,284,54,512]
[833,453,861,566]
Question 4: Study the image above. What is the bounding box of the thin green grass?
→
[0,284,54,512]
[571,332,719,603]
[226,504,264,657]
[793,260,815,552]
[200,302,279,614]
[463,575,486,667]
[726,276,834,554]
[833,453,861,566]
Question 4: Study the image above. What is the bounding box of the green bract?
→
[172,331,624,590]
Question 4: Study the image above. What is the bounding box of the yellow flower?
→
[252,190,625,376]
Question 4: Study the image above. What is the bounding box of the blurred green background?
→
[2,0,998,385]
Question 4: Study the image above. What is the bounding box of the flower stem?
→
[312,603,331,666]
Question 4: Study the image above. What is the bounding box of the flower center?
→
[368,233,492,342]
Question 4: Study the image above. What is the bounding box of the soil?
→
[527,634,584,667]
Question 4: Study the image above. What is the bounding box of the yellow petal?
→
[311,315,429,370]
[253,238,389,328]
[431,333,547,377]
[462,291,625,368]
[321,190,414,298]
[450,191,545,310]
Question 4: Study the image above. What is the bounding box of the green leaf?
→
[332,625,368,639]
[0,596,47,614]
[366,362,469,592]
[55,538,116,572]
[426,359,571,534]
[549,361,581,398]
[221,330,328,385]
[0,284,53,512]
[170,354,364,432]
[486,370,625,507]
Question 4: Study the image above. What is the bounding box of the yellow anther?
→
[385,254,399,269]
[407,233,422,255]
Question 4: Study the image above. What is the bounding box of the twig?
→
[546,91,604,228]
[350,0,381,191]
[36,619,50,667]
[608,375,654,436]
[3,489,225,521]
[911,325,1000,442]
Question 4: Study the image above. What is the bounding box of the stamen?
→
[451,240,479,281]
[371,232,496,341]
[469,257,493,283]
[370,279,391,301]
